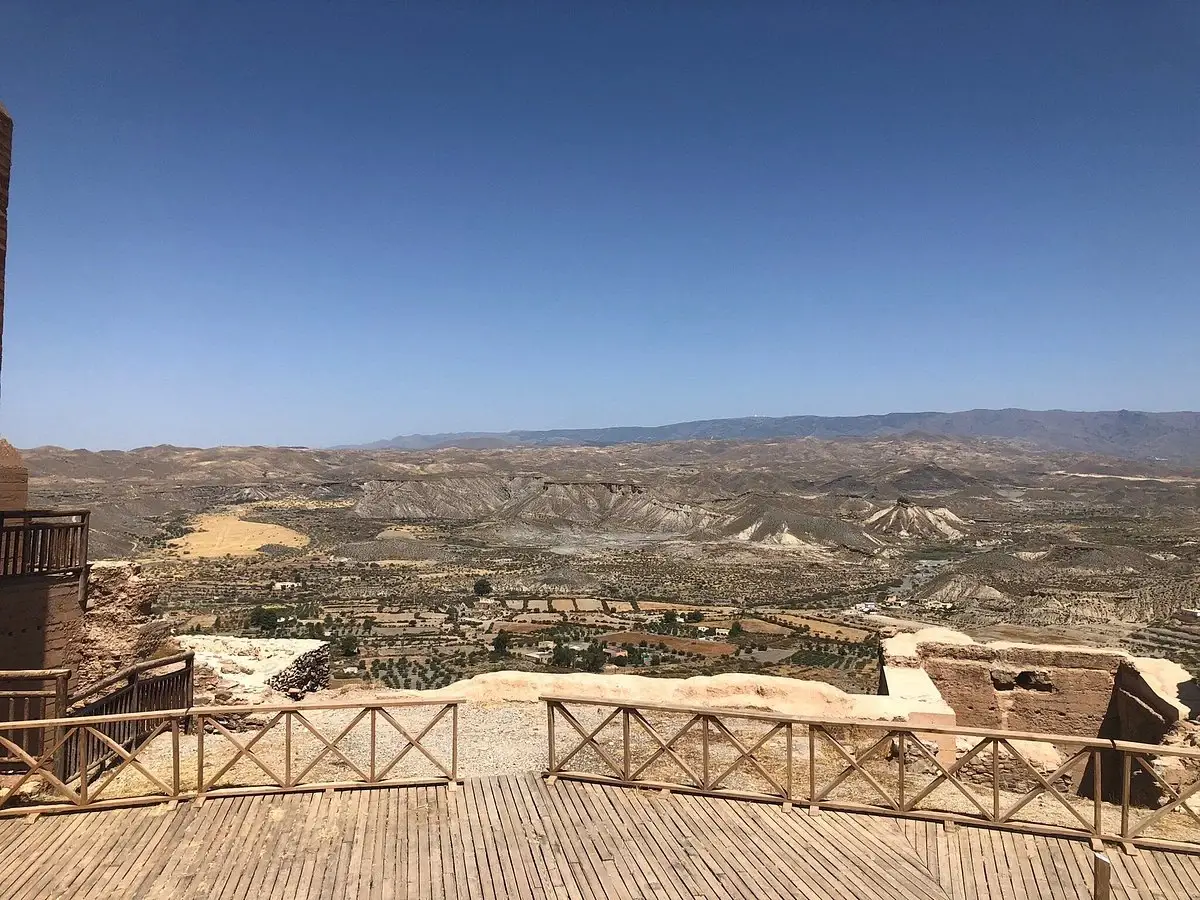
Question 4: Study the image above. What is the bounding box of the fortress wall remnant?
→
[0,574,85,675]
[882,627,1194,742]
[920,642,1123,735]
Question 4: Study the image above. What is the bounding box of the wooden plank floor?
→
[893,816,1200,900]
[0,775,1194,899]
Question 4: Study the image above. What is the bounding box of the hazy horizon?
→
[7,405,1198,454]
[2,4,1197,448]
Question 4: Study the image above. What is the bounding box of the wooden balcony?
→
[0,509,89,577]
[0,698,1197,897]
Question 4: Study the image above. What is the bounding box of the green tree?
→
[552,643,574,667]
[581,643,607,673]
[492,630,511,657]
[249,605,279,631]
[339,635,359,656]
[474,578,493,597]
[730,620,744,638]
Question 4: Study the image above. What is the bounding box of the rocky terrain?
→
[20,434,1200,690]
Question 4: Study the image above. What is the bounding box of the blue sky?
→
[1,3,1197,449]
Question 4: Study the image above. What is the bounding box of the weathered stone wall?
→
[74,562,172,688]
[0,572,85,674]
[917,643,1124,735]
[0,442,27,509]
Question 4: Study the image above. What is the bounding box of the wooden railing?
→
[59,652,195,781]
[0,510,89,577]
[542,695,1200,854]
[0,669,69,771]
[0,697,463,816]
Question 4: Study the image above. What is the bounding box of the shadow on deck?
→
[1,774,1196,900]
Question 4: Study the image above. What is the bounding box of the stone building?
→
[0,101,93,684]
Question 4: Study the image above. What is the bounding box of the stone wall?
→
[0,562,171,690]
[917,643,1124,735]
[74,562,172,688]
[0,572,85,675]
[0,441,27,509]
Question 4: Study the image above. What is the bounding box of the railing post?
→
[79,512,90,570]
[196,714,205,797]
[622,708,631,782]
[53,672,69,781]
[898,731,906,812]
[171,717,181,796]
[76,726,89,806]
[808,725,818,810]
[991,739,1001,821]
[285,711,293,788]
[1121,752,1132,839]
[701,715,710,791]
[1093,749,1103,839]
[546,701,556,774]
[451,703,459,782]
[368,708,376,784]
[785,723,793,802]
[1093,852,1111,900]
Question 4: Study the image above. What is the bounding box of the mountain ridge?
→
[346,408,1200,463]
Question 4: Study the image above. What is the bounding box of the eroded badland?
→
[24,436,1200,700]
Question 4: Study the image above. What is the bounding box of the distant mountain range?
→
[347,409,1200,463]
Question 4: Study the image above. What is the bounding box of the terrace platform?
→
[1,774,1195,900]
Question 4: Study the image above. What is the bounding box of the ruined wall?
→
[0,563,169,692]
[74,562,172,687]
[0,573,85,673]
[917,643,1124,735]
[0,441,27,509]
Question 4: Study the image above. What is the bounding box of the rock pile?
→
[177,636,329,703]
[267,644,331,699]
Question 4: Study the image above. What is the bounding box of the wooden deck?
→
[0,774,1195,899]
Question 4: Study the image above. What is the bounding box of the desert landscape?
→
[23,430,1200,698]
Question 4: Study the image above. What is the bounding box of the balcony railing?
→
[0,510,89,577]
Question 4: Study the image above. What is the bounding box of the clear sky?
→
[0,3,1197,449]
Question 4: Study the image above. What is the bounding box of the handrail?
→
[541,696,1200,855]
[0,510,91,519]
[0,697,466,817]
[67,651,194,706]
[0,670,70,775]
[0,510,89,577]
[0,668,71,680]
[538,693,1197,758]
[3,695,469,730]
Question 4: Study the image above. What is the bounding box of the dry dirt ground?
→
[168,512,309,557]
